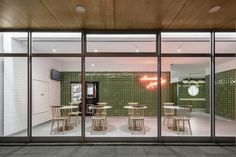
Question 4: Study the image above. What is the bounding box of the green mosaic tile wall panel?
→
[61,72,81,106]
[169,82,207,108]
[178,83,206,108]
[205,69,236,120]
[61,72,171,116]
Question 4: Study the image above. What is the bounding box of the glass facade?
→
[0,31,234,142]
[87,34,156,53]
[161,57,210,136]
[85,57,158,137]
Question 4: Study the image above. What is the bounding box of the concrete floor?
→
[14,110,235,137]
[0,145,235,157]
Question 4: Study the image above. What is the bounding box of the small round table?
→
[58,105,78,131]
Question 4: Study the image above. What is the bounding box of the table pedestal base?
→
[58,126,74,131]
[167,126,184,131]
[167,119,184,131]
[128,126,143,131]
[93,126,107,131]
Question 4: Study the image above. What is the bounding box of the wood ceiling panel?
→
[0,0,61,29]
[0,0,235,29]
[168,0,236,29]
[40,0,115,29]
[114,0,162,29]
[160,0,189,28]
[221,19,236,29]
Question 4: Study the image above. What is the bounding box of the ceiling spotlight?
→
[52,49,56,52]
[75,5,86,14]
[94,49,98,53]
[177,48,181,52]
[208,5,222,14]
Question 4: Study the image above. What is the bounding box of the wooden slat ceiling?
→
[0,0,235,30]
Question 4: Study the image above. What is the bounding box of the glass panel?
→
[215,57,236,136]
[161,33,210,54]
[215,33,236,53]
[0,57,27,137]
[32,57,81,136]
[0,32,28,53]
[161,57,210,136]
[32,32,81,53]
[87,34,156,53]
[85,57,158,137]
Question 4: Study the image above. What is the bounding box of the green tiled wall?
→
[61,70,235,119]
[61,72,81,106]
[61,72,171,116]
[205,69,236,120]
[170,83,207,108]
[179,83,206,108]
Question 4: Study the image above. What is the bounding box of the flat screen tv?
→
[51,69,61,81]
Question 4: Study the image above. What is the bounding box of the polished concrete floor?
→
[0,145,235,157]
[14,110,236,137]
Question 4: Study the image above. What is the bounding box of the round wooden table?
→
[124,105,147,131]
[58,105,78,131]
[97,102,108,106]
[89,105,112,131]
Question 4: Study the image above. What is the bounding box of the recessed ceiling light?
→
[75,5,86,14]
[94,49,98,53]
[177,48,181,52]
[52,49,56,52]
[208,5,222,14]
[91,64,95,67]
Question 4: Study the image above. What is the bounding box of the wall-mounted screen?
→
[51,69,61,81]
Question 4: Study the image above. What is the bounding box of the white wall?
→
[170,64,206,83]
[1,33,61,135]
[4,57,27,136]
[32,58,61,127]
[0,34,3,135]
[0,58,3,136]
[59,59,157,72]
[205,59,236,75]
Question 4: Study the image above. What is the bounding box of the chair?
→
[130,106,145,135]
[50,106,69,135]
[163,102,175,127]
[97,102,108,125]
[91,106,107,135]
[173,106,192,135]
[127,102,139,126]
[68,102,81,126]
